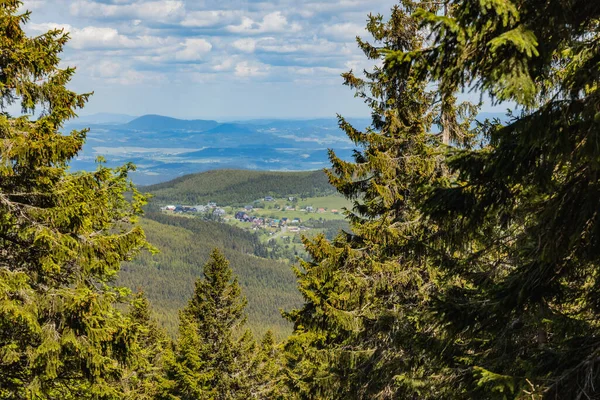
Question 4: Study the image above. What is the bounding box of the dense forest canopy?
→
[144,169,336,206]
[119,213,302,339]
[2,0,600,399]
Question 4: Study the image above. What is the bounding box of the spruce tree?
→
[385,0,600,397]
[161,249,255,400]
[248,330,292,399]
[284,2,476,398]
[121,292,169,399]
[0,1,151,399]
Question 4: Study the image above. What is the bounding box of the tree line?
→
[2,0,600,399]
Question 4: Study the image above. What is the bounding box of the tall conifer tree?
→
[0,1,152,398]
[161,249,256,400]
[385,0,600,397]
[284,1,476,398]
[121,292,169,399]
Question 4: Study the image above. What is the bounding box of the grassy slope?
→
[242,195,354,222]
[143,169,336,206]
[119,213,302,339]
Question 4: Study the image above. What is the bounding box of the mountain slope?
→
[126,114,219,131]
[203,123,257,135]
[119,212,301,338]
[144,169,336,206]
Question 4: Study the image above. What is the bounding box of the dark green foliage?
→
[5,0,599,398]
[285,0,600,399]
[283,2,476,398]
[160,249,266,400]
[391,0,600,397]
[301,219,350,241]
[122,292,170,399]
[118,213,302,338]
[250,331,292,399]
[144,169,336,206]
[0,1,152,398]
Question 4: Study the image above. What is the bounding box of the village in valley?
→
[159,194,350,249]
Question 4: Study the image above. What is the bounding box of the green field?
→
[219,195,351,247]
[228,195,352,221]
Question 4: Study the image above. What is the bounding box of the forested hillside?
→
[144,169,335,206]
[118,212,301,338]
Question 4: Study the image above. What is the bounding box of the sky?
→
[21,0,507,120]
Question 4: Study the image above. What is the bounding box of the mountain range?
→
[66,112,507,185]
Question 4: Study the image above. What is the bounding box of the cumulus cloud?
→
[257,37,339,54]
[26,0,393,89]
[232,38,256,53]
[29,22,167,50]
[89,60,162,85]
[174,38,213,61]
[227,12,301,34]
[235,61,270,78]
[212,58,235,72]
[322,22,365,41]
[181,10,240,27]
[70,0,185,23]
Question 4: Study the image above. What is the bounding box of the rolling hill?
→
[65,115,358,185]
[144,169,337,206]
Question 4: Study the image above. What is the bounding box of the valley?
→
[120,169,351,339]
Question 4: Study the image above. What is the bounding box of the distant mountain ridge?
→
[203,123,256,135]
[67,112,510,185]
[125,114,219,131]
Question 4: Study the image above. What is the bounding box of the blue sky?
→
[22,0,507,119]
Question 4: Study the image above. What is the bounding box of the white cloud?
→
[174,38,213,61]
[322,22,365,41]
[303,0,391,14]
[181,10,240,27]
[25,0,393,93]
[227,12,300,34]
[293,66,342,76]
[227,16,254,33]
[70,0,185,23]
[71,27,136,49]
[261,12,291,32]
[232,38,256,53]
[212,58,235,72]
[90,60,161,85]
[29,22,168,50]
[28,22,72,33]
[234,61,270,77]
[257,37,338,54]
